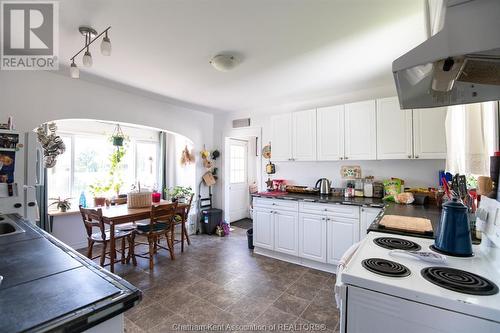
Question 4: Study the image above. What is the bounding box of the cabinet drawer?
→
[253,198,298,212]
[299,202,359,218]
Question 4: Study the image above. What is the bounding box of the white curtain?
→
[445,102,499,176]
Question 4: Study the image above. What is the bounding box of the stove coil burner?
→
[421,267,499,296]
[429,245,473,257]
[361,258,411,277]
[373,237,421,251]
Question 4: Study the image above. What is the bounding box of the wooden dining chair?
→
[173,194,194,252]
[79,206,137,267]
[135,202,178,269]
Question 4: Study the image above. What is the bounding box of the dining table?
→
[98,200,189,273]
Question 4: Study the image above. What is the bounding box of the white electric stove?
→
[339,197,500,333]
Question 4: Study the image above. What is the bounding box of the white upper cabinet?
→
[376,97,413,159]
[292,109,317,161]
[413,107,447,159]
[270,113,293,161]
[317,105,344,161]
[344,100,377,160]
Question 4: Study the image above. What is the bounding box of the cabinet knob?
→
[340,157,343,160]
[408,155,412,159]
[415,155,419,159]
[345,156,349,160]
[14,203,22,208]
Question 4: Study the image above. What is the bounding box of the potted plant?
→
[89,182,110,207]
[165,186,193,203]
[49,197,72,212]
[111,124,126,147]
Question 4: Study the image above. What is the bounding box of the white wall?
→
[0,70,214,197]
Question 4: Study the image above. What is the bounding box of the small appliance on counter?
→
[314,178,331,195]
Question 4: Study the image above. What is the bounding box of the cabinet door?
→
[344,100,377,160]
[270,113,293,161]
[376,97,413,159]
[317,105,344,161]
[360,207,382,240]
[299,213,327,262]
[274,210,299,256]
[292,109,317,161]
[413,107,447,159]
[327,217,360,264]
[253,208,274,250]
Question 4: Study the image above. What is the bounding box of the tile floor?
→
[89,227,340,332]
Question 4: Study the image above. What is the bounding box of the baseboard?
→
[254,247,337,273]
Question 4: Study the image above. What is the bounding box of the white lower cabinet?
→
[298,213,327,263]
[274,210,299,256]
[253,208,274,250]
[327,216,360,265]
[253,198,362,269]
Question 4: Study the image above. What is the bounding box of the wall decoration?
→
[262,143,271,159]
[340,165,362,179]
[0,150,16,183]
[0,133,19,149]
[200,145,213,169]
[36,122,66,168]
[180,145,195,166]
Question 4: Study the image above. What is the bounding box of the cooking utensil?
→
[315,178,331,195]
[434,198,473,257]
[389,250,447,264]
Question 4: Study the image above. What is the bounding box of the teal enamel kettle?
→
[434,198,473,257]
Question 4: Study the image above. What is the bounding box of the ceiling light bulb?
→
[70,61,79,78]
[82,50,93,67]
[101,36,111,56]
[210,54,238,72]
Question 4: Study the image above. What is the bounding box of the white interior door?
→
[228,139,249,222]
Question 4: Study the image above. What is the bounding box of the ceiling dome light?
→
[70,61,79,79]
[100,32,111,56]
[210,54,238,72]
[82,50,93,67]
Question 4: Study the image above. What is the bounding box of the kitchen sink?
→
[0,220,25,237]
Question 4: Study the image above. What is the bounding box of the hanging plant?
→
[111,124,125,147]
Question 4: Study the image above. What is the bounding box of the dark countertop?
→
[0,214,142,333]
[252,192,480,244]
[252,192,385,207]
[368,202,442,239]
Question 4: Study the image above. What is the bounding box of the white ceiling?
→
[59,0,428,113]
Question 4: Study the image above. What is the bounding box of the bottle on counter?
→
[355,178,364,197]
[345,180,355,198]
[364,177,374,197]
[79,191,87,208]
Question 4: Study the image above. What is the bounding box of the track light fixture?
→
[70,60,79,78]
[69,26,111,78]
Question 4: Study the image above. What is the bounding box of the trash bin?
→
[200,208,223,234]
[247,228,254,249]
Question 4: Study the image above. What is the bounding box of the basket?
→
[127,192,152,208]
[285,185,319,194]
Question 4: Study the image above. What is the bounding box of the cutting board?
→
[379,215,433,234]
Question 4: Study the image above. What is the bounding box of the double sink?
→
[0,216,25,237]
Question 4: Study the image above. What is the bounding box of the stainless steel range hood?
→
[393,0,500,109]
